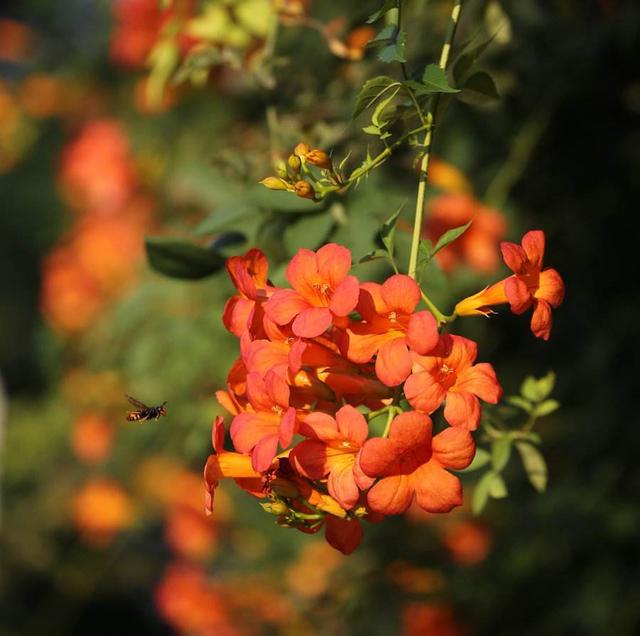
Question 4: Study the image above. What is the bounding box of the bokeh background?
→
[1,1,639,635]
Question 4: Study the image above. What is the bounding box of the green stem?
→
[407,0,463,279]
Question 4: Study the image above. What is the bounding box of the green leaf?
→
[420,64,460,94]
[368,24,396,46]
[506,395,534,413]
[284,212,334,255]
[380,205,404,259]
[515,442,548,492]
[367,0,397,23]
[472,471,494,514]
[358,248,388,264]
[534,399,560,417]
[371,86,401,128]
[488,472,508,498]
[377,30,407,63]
[431,220,472,256]
[458,447,491,473]
[145,237,226,280]
[194,203,260,235]
[247,186,318,212]
[457,72,500,106]
[452,34,496,84]
[353,76,399,119]
[491,436,512,472]
[535,371,556,400]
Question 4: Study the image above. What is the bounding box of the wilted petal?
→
[413,461,463,513]
[443,390,481,430]
[531,298,553,340]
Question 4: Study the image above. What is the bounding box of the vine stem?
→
[407,0,463,279]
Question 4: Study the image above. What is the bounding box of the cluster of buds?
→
[203,230,565,554]
[260,143,344,201]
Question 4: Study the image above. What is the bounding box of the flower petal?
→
[251,434,279,472]
[455,363,502,403]
[431,426,475,470]
[443,391,481,430]
[536,268,565,308]
[404,370,447,414]
[329,275,360,316]
[531,298,553,340]
[279,406,297,448]
[245,372,273,412]
[286,248,319,298]
[328,458,360,509]
[375,338,412,386]
[500,241,528,274]
[504,276,532,314]
[290,439,329,480]
[413,461,463,513]
[264,289,310,326]
[316,243,352,288]
[265,370,290,409]
[222,297,255,337]
[521,230,545,270]
[300,411,340,441]
[211,416,225,452]
[325,516,363,555]
[367,474,414,515]
[406,311,439,355]
[292,306,333,338]
[335,405,369,446]
[230,412,278,454]
[381,274,420,314]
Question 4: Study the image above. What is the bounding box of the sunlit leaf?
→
[431,220,472,256]
[534,399,560,417]
[492,436,512,472]
[515,442,548,492]
[353,76,400,119]
[488,472,508,498]
[380,205,404,259]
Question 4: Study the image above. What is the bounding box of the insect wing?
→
[126,395,149,409]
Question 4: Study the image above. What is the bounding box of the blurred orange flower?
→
[402,602,465,636]
[71,412,115,464]
[165,505,218,561]
[441,520,491,566]
[71,479,134,546]
[0,19,33,62]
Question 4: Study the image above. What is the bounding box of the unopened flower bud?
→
[260,176,289,191]
[275,159,288,178]
[306,149,332,169]
[260,499,290,515]
[288,154,302,173]
[293,142,311,158]
[294,180,315,199]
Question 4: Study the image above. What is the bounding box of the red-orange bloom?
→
[500,230,565,340]
[230,371,297,472]
[404,335,502,430]
[204,416,263,514]
[222,248,274,338]
[347,274,439,387]
[359,411,475,515]
[264,243,360,338]
[290,405,374,510]
[454,229,565,340]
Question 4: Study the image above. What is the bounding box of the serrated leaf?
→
[353,76,399,119]
[457,72,500,106]
[488,472,508,498]
[458,447,491,473]
[506,395,534,413]
[380,205,403,259]
[472,471,494,514]
[194,203,260,235]
[367,0,397,23]
[491,436,512,472]
[515,442,547,492]
[534,399,560,417]
[431,220,472,256]
[284,212,334,255]
[145,237,225,280]
[420,64,460,94]
[377,31,407,63]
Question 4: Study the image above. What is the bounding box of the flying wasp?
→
[125,395,167,422]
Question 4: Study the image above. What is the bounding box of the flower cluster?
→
[205,242,511,554]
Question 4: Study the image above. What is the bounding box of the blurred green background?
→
[1,1,639,635]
